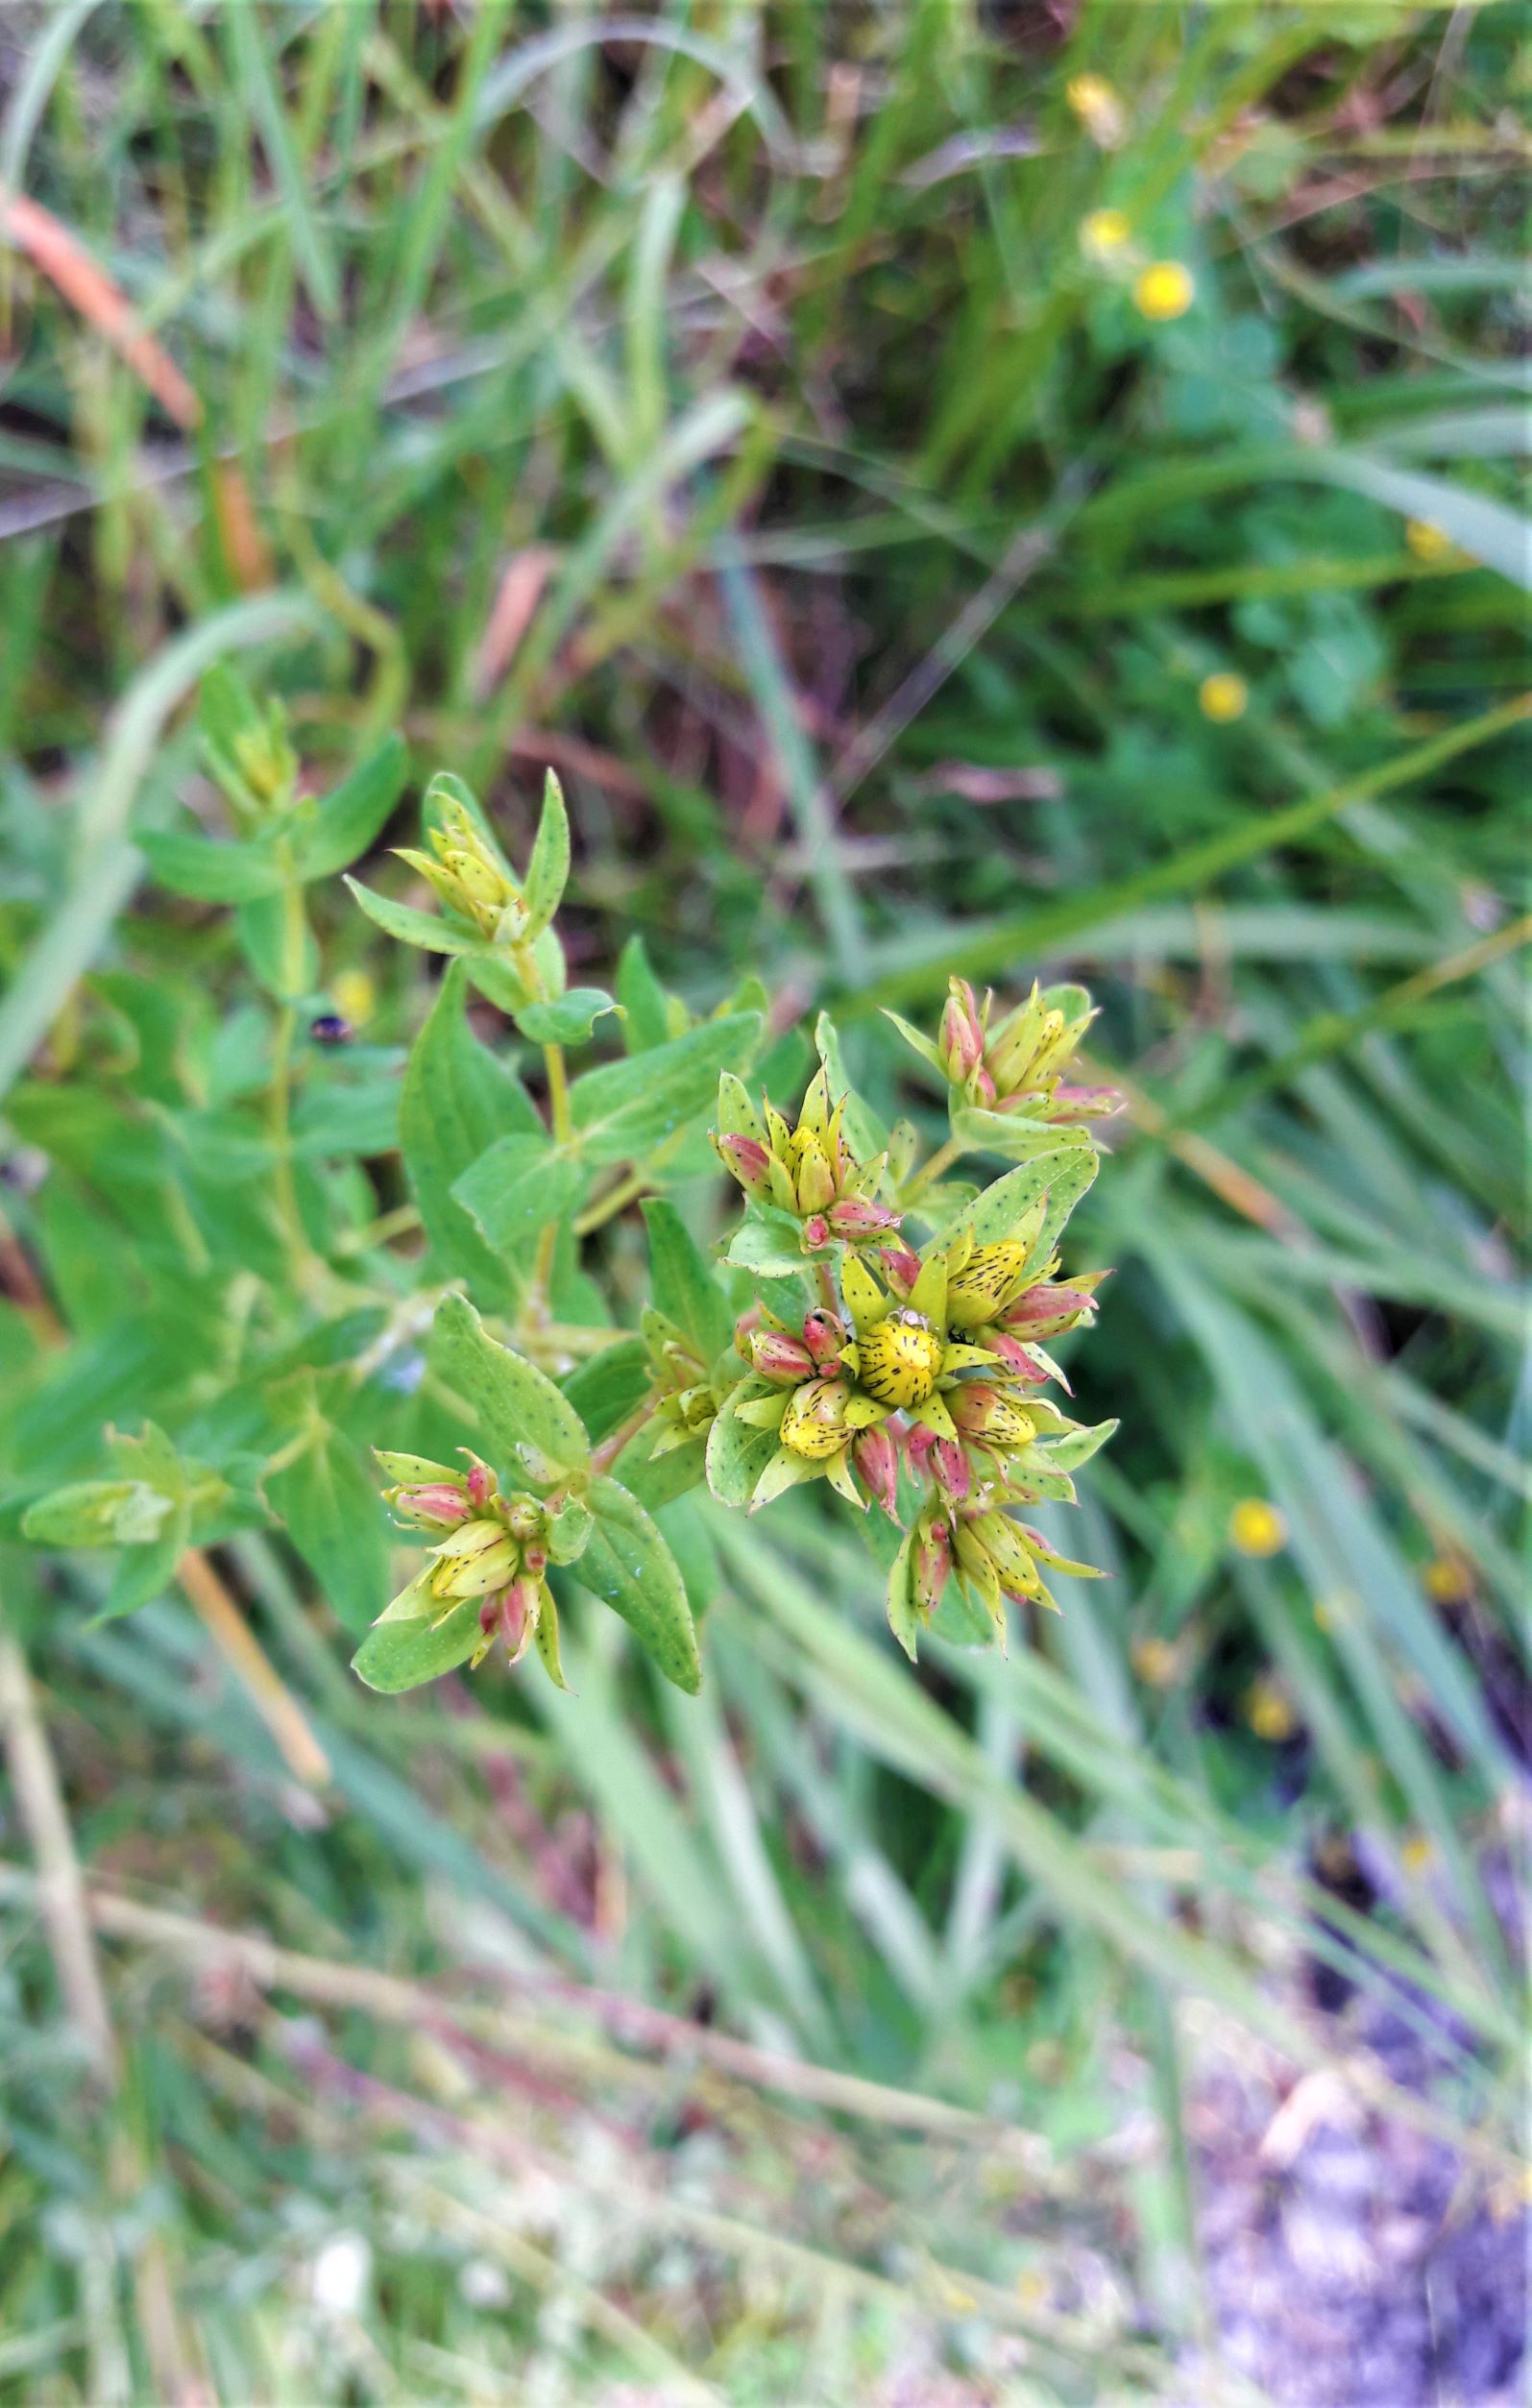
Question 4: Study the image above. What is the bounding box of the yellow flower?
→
[1065,73,1126,148]
[1423,1554,1470,1603]
[1399,1834,1434,1874]
[1080,207,1131,257]
[1405,518,1453,563]
[332,968,377,1028]
[1133,262,1195,322]
[1199,671,1249,724]
[1229,1496,1286,1558]
[1245,1673,1296,1742]
[1131,1635,1179,1688]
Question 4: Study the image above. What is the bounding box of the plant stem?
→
[574,1168,651,1236]
[178,1549,331,1788]
[902,1132,964,1207]
[543,1041,572,1144]
[590,1398,658,1475]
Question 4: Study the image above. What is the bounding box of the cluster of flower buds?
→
[393,794,531,945]
[732,1299,903,1515]
[643,1306,720,1459]
[888,978,1118,1131]
[713,1067,901,1253]
[374,1449,593,1685]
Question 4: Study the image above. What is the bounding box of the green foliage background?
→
[0,4,1525,2399]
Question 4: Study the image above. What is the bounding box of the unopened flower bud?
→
[930,1438,971,1499]
[949,1385,1036,1449]
[504,1497,545,1542]
[779,1376,854,1461]
[945,1241,1030,1331]
[801,1213,831,1253]
[715,1131,774,1201]
[825,1195,899,1241]
[912,1515,953,1614]
[802,1309,845,1367]
[998,1278,1103,1339]
[750,1329,815,1383]
[938,979,985,1083]
[391,1482,473,1529]
[465,1460,498,1509]
[853,1425,900,1519]
[793,1137,839,1215]
[429,1520,522,1598]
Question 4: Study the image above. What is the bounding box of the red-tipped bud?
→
[716,1131,774,1198]
[905,1423,936,1467]
[913,1516,953,1615]
[853,1425,900,1519]
[931,1437,971,1499]
[826,1195,900,1241]
[998,1282,1100,1339]
[881,1245,923,1294]
[973,1065,996,1107]
[938,980,985,1083]
[988,1333,1051,1383]
[801,1213,830,1252]
[1046,1082,1120,1122]
[392,1482,472,1528]
[750,1328,815,1383]
[466,1461,497,1510]
[802,1308,845,1368]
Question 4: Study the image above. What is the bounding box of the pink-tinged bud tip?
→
[801,1213,830,1252]
[466,1462,496,1509]
[882,1245,922,1292]
[750,1329,815,1383]
[939,982,985,1082]
[913,1519,953,1613]
[396,1482,472,1527]
[717,1132,773,1194]
[827,1196,899,1240]
[931,1438,971,1499]
[802,1308,845,1367]
[852,1426,900,1519]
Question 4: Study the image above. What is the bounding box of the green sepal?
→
[521,769,570,939]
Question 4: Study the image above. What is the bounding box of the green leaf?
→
[724,1211,811,1279]
[560,1336,652,1445]
[514,988,619,1047]
[93,1510,188,1625]
[266,1423,392,1636]
[881,1007,942,1073]
[950,1107,1096,1164]
[433,1292,591,1478]
[642,1198,734,1367]
[344,877,481,956]
[616,934,672,1052]
[577,1474,701,1693]
[353,1598,482,1693]
[292,734,408,880]
[923,1143,1099,1263]
[522,768,570,939]
[704,1376,781,1507]
[451,1131,586,1253]
[569,1011,761,1164]
[400,963,542,1306]
[1044,1418,1119,1472]
[886,1527,921,1661]
[136,828,286,902]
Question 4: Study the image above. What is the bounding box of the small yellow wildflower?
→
[1080,207,1131,257]
[1246,1673,1296,1742]
[1065,74,1127,148]
[1405,518,1453,563]
[1131,1635,1179,1688]
[1199,671,1249,724]
[1423,1554,1470,1603]
[1399,1835,1434,1874]
[1133,262,1195,322]
[332,968,377,1028]
[1229,1496,1286,1557]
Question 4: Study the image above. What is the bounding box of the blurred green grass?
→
[0,4,1526,2400]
